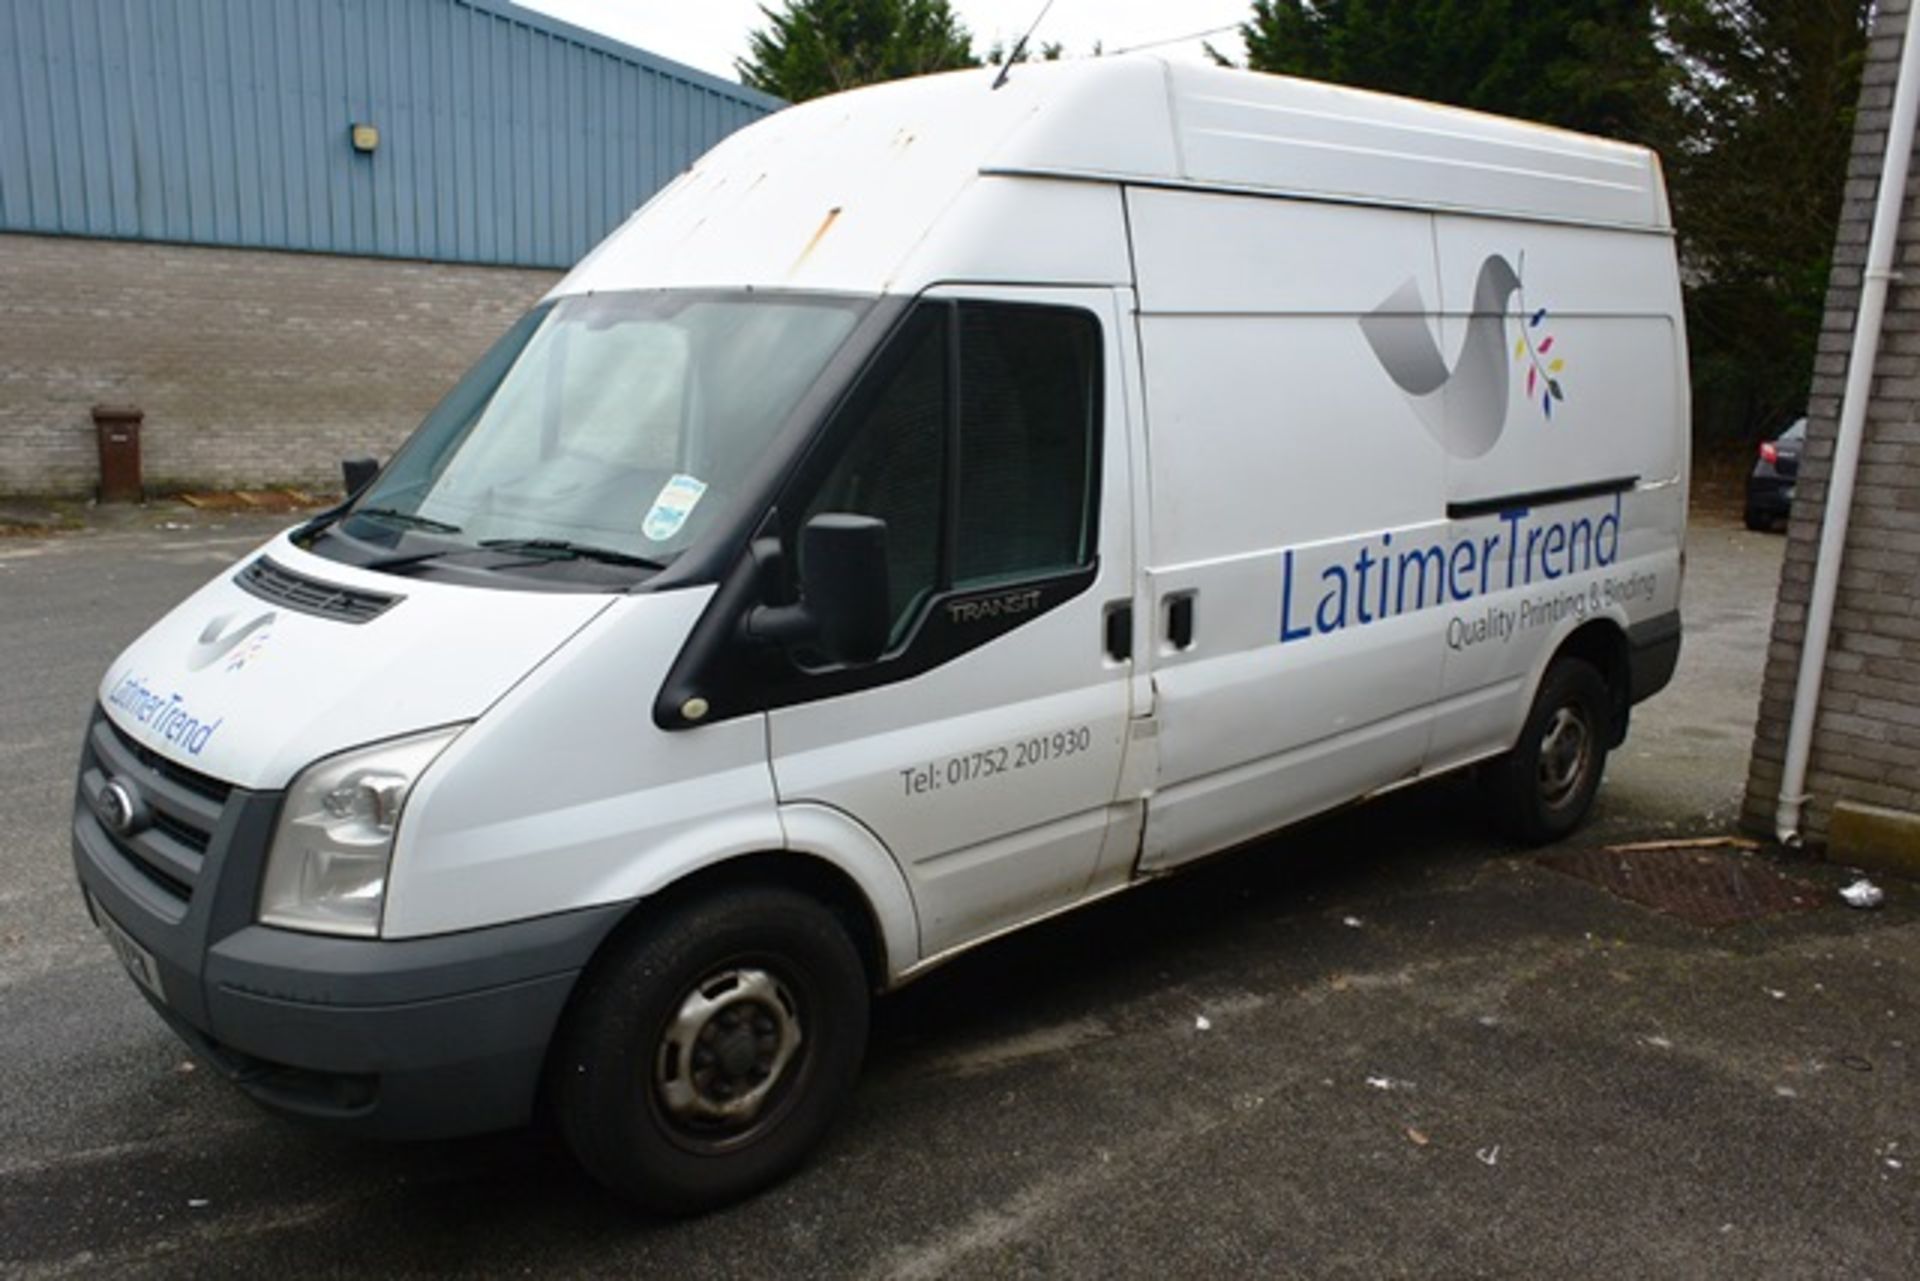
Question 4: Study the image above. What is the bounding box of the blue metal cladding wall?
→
[0,0,781,267]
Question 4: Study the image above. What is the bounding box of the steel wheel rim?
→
[1536,704,1592,809]
[652,965,805,1149]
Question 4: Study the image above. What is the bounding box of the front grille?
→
[105,717,232,807]
[151,809,212,855]
[236,556,400,624]
[81,714,235,915]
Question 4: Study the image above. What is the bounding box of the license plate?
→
[91,894,165,1001]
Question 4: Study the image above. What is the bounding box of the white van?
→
[72,58,1686,1212]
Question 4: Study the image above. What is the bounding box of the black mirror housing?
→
[746,514,891,665]
[802,514,890,663]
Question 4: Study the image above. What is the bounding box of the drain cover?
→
[1538,846,1824,927]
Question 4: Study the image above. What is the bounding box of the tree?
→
[738,0,979,103]
[983,39,1066,65]
[1663,1,1872,440]
[1226,1,1676,145]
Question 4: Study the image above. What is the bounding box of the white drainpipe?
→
[1776,5,1920,845]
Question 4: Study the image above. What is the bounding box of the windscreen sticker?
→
[642,474,708,542]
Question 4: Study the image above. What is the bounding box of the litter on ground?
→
[1840,879,1885,909]
[1602,836,1760,853]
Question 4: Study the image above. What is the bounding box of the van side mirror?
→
[746,514,891,665]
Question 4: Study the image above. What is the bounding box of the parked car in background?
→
[1745,417,1805,531]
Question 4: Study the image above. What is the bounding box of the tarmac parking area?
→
[0,508,1913,1277]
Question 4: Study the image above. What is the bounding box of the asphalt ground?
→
[0,506,1914,1278]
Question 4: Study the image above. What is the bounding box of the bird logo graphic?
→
[1359,253,1567,458]
[186,611,277,672]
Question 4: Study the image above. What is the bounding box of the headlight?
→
[259,725,466,937]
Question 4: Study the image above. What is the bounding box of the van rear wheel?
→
[1480,657,1610,844]
[552,885,869,1215]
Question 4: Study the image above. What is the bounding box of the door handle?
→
[1104,601,1133,661]
[1166,592,1196,651]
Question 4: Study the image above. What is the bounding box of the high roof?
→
[997,58,1669,230]
[565,56,1669,300]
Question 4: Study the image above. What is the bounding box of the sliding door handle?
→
[1104,600,1133,661]
[1166,592,1196,651]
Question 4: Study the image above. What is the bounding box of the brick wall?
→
[1744,0,1920,843]
[0,232,560,496]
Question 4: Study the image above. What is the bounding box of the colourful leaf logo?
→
[1512,256,1566,420]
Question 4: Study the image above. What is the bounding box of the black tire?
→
[552,885,869,1215]
[1743,506,1772,533]
[1480,657,1611,845]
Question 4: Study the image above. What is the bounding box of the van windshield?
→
[331,291,869,579]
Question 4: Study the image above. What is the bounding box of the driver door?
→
[767,287,1139,959]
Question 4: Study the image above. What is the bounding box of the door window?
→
[955,303,1099,587]
[802,307,948,640]
[800,300,1101,647]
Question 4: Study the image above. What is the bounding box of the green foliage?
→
[983,39,1066,65]
[738,0,979,103]
[1664,0,1872,440]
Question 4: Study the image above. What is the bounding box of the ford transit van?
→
[72,57,1686,1212]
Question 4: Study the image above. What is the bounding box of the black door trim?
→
[1447,475,1639,521]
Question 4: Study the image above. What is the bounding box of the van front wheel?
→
[553,885,869,1214]
[1480,657,1610,844]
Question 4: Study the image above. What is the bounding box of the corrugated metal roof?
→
[0,0,782,267]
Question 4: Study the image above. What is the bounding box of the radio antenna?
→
[992,0,1058,90]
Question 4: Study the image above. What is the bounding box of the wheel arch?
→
[599,850,899,994]
[535,826,914,1128]
[564,802,918,999]
[543,863,878,1212]
[1548,617,1632,747]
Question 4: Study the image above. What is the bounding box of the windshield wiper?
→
[354,507,464,534]
[477,538,666,570]
[359,546,470,572]
[360,537,664,575]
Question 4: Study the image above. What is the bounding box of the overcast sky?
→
[513,1,1251,86]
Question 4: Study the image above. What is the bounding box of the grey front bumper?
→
[72,710,625,1139]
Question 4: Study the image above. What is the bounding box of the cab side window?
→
[955,303,1099,587]
[800,299,1101,648]
[803,307,948,640]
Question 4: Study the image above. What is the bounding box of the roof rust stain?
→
[791,205,843,274]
